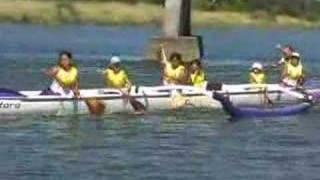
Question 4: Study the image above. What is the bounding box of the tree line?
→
[52,0,320,20]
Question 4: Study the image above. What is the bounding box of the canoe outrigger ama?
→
[0,84,317,117]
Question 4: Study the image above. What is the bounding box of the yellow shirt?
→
[56,66,78,88]
[164,63,185,84]
[287,63,303,80]
[103,68,130,89]
[250,72,266,85]
[190,70,206,87]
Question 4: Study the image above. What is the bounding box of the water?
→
[0,24,320,179]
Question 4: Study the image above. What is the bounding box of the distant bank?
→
[0,0,318,27]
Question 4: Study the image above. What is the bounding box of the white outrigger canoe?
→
[0,84,317,116]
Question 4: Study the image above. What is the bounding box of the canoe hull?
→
[213,92,312,119]
[0,84,314,116]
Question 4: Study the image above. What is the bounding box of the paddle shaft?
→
[278,86,306,99]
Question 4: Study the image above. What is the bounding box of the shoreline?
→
[0,0,319,28]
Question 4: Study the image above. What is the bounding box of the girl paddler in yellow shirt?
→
[102,56,146,115]
[188,59,223,91]
[281,52,305,87]
[160,44,187,85]
[249,62,273,105]
[45,51,80,97]
[102,56,132,89]
[189,60,207,88]
[249,62,266,85]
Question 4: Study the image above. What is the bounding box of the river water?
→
[0,24,320,179]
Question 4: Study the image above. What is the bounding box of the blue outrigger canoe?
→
[213,93,312,119]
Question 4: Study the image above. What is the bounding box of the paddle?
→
[277,86,309,101]
[84,97,106,116]
[263,88,274,106]
[244,85,274,106]
[119,88,146,115]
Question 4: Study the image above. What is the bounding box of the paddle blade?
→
[85,98,105,116]
[129,98,146,113]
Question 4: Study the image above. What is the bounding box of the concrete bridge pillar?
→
[146,0,203,62]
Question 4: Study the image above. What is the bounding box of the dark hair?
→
[169,52,182,62]
[59,50,72,59]
[58,50,74,67]
[191,59,202,68]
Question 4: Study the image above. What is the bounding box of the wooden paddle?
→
[84,98,106,116]
[277,86,313,104]
[119,89,146,115]
[262,88,274,106]
[244,85,274,106]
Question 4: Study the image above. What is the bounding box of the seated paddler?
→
[249,62,266,86]
[159,44,187,85]
[102,56,132,90]
[189,59,206,88]
[188,59,222,91]
[44,51,80,97]
[281,52,305,88]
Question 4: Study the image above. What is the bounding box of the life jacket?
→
[55,66,78,88]
[190,70,206,88]
[164,64,185,84]
[287,63,303,80]
[103,68,130,88]
[250,72,266,85]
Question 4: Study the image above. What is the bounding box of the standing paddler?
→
[45,51,80,97]
[102,56,145,115]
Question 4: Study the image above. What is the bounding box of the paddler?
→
[102,56,132,89]
[160,44,187,85]
[189,59,206,88]
[249,62,273,106]
[102,56,145,115]
[249,62,266,85]
[281,52,305,87]
[45,51,80,97]
[277,45,295,67]
[188,59,222,90]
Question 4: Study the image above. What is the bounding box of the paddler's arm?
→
[181,65,191,85]
[45,66,59,78]
[160,44,168,64]
[298,70,306,86]
[249,73,257,84]
[280,65,289,81]
[102,69,108,86]
[72,78,80,98]
[124,71,133,89]
[45,66,67,86]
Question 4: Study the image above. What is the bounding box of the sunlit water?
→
[0,24,320,179]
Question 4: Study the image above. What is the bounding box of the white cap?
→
[291,52,300,58]
[109,56,121,65]
[251,62,263,70]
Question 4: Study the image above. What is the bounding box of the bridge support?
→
[146,0,203,62]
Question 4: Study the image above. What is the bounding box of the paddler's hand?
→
[73,89,80,99]
[45,67,59,78]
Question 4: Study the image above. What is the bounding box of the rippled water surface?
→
[0,24,320,180]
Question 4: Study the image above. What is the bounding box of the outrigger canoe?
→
[0,84,318,116]
[213,92,312,119]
